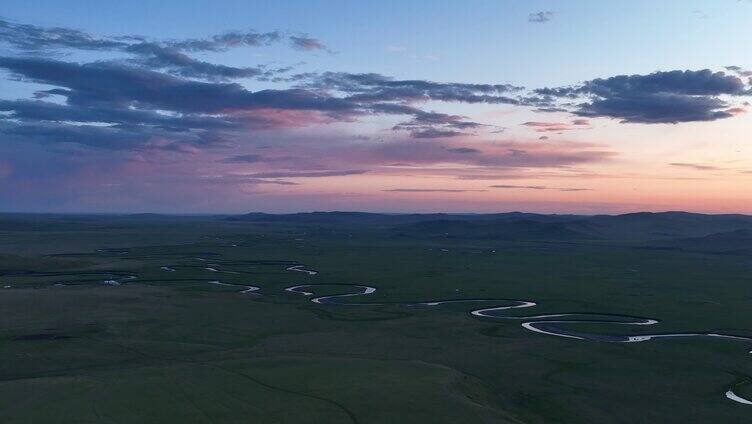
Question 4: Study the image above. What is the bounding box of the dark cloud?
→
[446,147,480,154]
[0,56,506,144]
[388,108,483,138]
[410,111,483,129]
[528,11,553,23]
[0,17,325,57]
[383,188,486,193]
[125,42,268,81]
[407,128,465,139]
[0,18,321,81]
[199,174,299,186]
[378,108,478,128]
[3,19,749,135]
[166,30,283,51]
[669,162,721,171]
[303,72,523,105]
[584,69,746,96]
[3,17,746,167]
[0,99,239,130]
[0,57,356,114]
[491,184,591,192]
[0,18,128,51]
[0,19,534,150]
[538,69,750,123]
[578,94,731,123]
[0,55,499,147]
[240,170,366,178]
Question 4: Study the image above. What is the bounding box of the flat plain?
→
[1,212,751,423]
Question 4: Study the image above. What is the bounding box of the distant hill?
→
[583,212,752,240]
[226,211,578,226]
[227,211,752,242]
[392,218,599,241]
[227,211,395,224]
[648,228,752,254]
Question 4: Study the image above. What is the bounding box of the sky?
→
[1,0,751,214]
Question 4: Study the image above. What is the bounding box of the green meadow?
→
[1,213,751,423]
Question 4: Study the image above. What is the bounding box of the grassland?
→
[1,213,751,423]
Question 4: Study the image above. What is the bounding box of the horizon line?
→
[2,210,751,217]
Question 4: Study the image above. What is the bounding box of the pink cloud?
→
[726,107,746,115]
[522,119,592,132]
[522,121,572,132]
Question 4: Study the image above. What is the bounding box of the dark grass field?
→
[1,213,751,423]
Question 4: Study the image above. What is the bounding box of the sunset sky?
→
[2,0,751,214]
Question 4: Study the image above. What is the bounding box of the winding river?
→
[110,261,752,405]
[285,265,318,275]
[207,280,260,293]
[283,282,752,405]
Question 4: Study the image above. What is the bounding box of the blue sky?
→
[4,0,750,86]
[1,1,751,213]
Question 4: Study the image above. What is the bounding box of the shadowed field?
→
[1,213,751,423]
